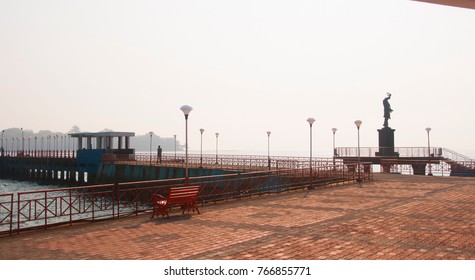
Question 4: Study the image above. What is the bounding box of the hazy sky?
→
[1,0,474,156]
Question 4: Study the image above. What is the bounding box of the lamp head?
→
[180,105,193,116]
[307,118,316,126]
[354,120,362,128]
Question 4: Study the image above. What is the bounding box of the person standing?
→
[157,145,162,163]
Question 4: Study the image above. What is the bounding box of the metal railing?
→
[108,152,340,172]
[0,150,76,159]
[0,162,371,236]
[336,146,473,160]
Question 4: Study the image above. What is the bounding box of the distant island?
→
[1,126,184,152]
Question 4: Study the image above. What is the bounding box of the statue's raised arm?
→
[383,92,393,127]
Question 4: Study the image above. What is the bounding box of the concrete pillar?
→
[380,163,392,173]
[125,137,130,149]
[98,137,104,149]
[412,163,427,176]
[87,137,92,149]
[77,137,83,150]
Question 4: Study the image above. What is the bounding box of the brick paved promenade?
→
[1,174,474,260]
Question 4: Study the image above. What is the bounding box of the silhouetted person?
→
[157,145,162,163]
[383,93,393,127]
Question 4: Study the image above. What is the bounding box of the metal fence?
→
[336,146,473,161]
[108,152,339,172]
[0,162,371,236]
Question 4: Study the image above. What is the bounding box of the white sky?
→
[1,0,474,156]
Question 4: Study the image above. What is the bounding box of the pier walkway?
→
[1,173,474,260]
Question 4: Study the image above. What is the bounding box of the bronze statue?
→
[383,92,393,127]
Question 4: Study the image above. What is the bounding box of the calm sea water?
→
[0,179,59,194]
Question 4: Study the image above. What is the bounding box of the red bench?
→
[151,186,201,218]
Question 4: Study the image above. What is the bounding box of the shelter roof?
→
[69,132,135,138]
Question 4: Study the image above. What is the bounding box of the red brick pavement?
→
[1,174,474,260]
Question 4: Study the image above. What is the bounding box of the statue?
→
[383,92,393,127]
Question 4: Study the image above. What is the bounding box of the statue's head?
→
[387,92,391,98]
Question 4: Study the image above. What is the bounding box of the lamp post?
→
[267,131,271,170]
[426,127,432,176]
[199,128,204,168]
[215,133,219,164]
[47,135,51,157]
[149,131,153,166]
[354,120,362,184]
[332,128,337,166]
[54,135,58,157]
[41,136,44,157]
[21,128,24,155]
[307,118,315,189]
[1,130,4,157]
[60,135,63,157]
[180,105,193,184]
[173,134,177,160]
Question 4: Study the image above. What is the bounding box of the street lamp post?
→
[307,118,316,189]
[173,134,177,160]
[21,128,24,155]
[200,128,204,168]
[354,120,363,184]
[332,128,337,166]
[1,130,4,157]
[180,105,193,185]
[47,135,51,157]
[215,133,219,164]
[54,135,58,157]
[426,127,432,176]
[34,136,37,157]
[149,131,153,166]
[60,135,63,157]
[267,131,271,170]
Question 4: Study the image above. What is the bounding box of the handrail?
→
[441,148,472,162]
[336,146,473,160]
[0,162,370,236]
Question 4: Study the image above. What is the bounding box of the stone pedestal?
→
[376,127,399,157]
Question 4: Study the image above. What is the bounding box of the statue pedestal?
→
[376,127,399,157]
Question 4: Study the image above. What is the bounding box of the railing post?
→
[69,189,72,226]
[135,185,139,216]
[112,183,116,219]
[91,188,95,222]
[7,194,13,236]
[44,191,48,230]
[116,183,121,218]
[17,192,20,235]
